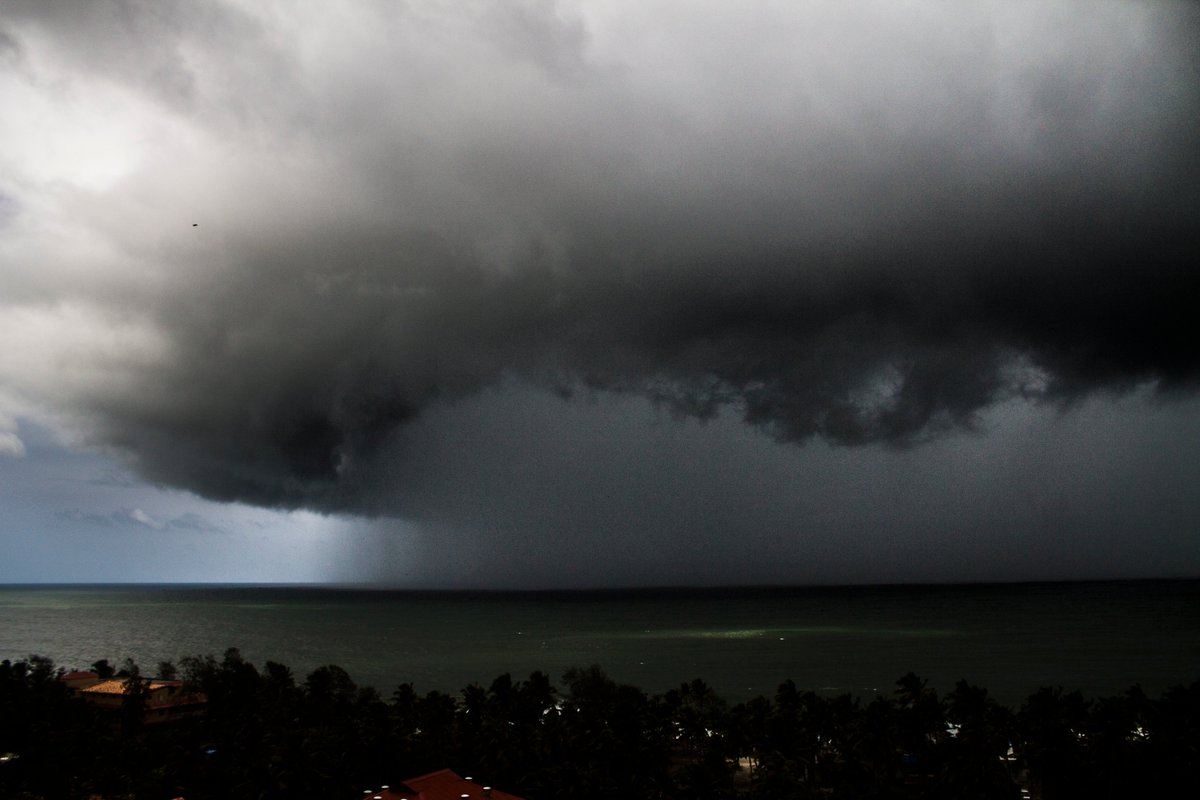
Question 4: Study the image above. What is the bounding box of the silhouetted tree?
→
[1,652,1195,800]
[120,657,151,736]
[1018,686,1089,799]
[940,679,1017,799]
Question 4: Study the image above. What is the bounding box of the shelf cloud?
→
[1,0,1196,522]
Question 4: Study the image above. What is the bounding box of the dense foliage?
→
[0,652,1196,799]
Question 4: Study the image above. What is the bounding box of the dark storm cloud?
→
[1,1,1197,517]
[366,387,1200,588]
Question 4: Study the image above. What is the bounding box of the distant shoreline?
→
[3,575,1197,595]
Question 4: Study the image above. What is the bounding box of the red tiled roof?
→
[78,679,207,710]
[80,679,193,696]
[360,769,524,800]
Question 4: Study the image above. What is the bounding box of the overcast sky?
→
[1,0,1197,587]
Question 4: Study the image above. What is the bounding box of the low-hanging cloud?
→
[0,0,1197,515]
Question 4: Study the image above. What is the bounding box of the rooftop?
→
[360,769,524,800]
[81,679,182,695]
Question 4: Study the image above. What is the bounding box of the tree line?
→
[0,651,1196,799]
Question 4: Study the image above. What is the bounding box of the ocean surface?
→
[1,580,1196,707]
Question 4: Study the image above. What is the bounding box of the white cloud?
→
[0,406,24,457]
[125,507,162,530]
[0,430,25,457]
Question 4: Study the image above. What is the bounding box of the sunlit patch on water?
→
[231,604,335,612]
[692,629,770,639]
[642,627,961,639]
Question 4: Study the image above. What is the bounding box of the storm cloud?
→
[1,0,1197,524]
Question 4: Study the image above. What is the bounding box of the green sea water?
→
[1,580,1196,706]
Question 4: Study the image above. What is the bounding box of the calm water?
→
[1,581,1196,707]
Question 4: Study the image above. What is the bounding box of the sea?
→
[1,580,1196,708]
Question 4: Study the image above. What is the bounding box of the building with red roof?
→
[76,679,207,724]
[359,769,524,800]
